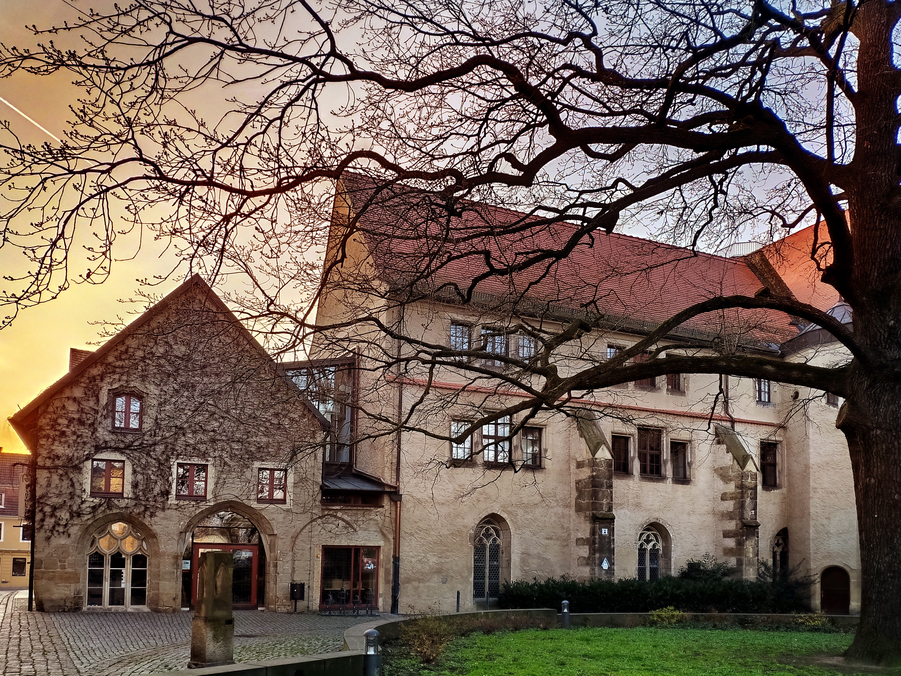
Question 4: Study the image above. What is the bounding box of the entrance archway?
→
[472,515,511,607]
[183,510,267,609]
[820,566,851,615]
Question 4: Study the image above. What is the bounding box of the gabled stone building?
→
[11,180,859,616]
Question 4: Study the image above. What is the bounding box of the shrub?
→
[648,606,685,626]
[500,566,813,614]
[678,554,736,581]
[398,615,453,663]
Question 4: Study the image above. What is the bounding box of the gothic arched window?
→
[473,518,503,602]
[637,526,662,581]
[86,522,148,608]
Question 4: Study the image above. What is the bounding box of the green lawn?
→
[384,627,900,676]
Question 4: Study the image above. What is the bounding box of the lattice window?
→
[480,327,508,367]
[637,527,662,581]
[86,522,148,608]
[756,378,772,403]
[517,334,536,359]
[521,427,542,467]
[482,416,510,463]
[450,421,472,461]
[473,519,502,601]
[450,322,472,354]
[638,428,662,476]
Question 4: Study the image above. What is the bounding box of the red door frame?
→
[191,543,259,609]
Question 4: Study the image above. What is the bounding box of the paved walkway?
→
[0,591,397,675]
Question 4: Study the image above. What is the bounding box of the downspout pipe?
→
[391,306,404,615]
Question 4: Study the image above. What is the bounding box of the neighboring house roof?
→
[751,221,839,313]
[334,175,816,345]
[9,275,326,447]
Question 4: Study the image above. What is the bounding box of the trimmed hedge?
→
[499,575,811,614]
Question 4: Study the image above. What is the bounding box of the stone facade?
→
[10,185,862,616]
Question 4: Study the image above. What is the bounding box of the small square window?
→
[450,421,473,461]
[671,441,688,480]
[522,427,542,467]
[176,463,208,500]
[756,379,772,404]
[20,523,32,542]
[258,468,288,503]
[482,415,510,464]
[113,394,143,430]
[606,344,623,360]
[612,435,630,474]
[450,322,472,355]
[12,558,26,576]
[826,392,839,407]
[91,459,125,497]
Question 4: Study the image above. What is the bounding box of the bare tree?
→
[1,0,899,662]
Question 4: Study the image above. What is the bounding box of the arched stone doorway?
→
[820,566,851,615]
[183,510,268,609]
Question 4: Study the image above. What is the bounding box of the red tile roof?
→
[753,222,839,313]
[336,174,798,344]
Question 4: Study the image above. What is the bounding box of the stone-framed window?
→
[90,459,125,497]
[113,393,143,431]
[175,463,208,500]
[761,441,778,487]
[755,378,772,404]
[450,420,473,461]
[257,468,287,504]
[480,327,508,368]
[638,526,663,581]
[450,321,472,355]
[667,372,684,394]
[517,334,536,360]
[638,428,662,476]
[482,415,511,464]
[521,427,542,468]
[670,440,689,480]
[612,435,630,474]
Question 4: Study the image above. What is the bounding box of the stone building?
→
[10,179,859,615]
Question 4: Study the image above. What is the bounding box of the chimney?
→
[69,348,93,371]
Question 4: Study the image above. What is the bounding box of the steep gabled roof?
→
[9,275,325,444]
[752,222,839,313]
[334,174,796,344]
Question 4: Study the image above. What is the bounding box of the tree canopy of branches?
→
[1,0,900,664]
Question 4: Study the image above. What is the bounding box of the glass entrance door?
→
[320,546,379,610]
[191,543,259,609]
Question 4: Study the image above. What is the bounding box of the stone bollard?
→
[562,600,571,629]
[189,551,234,669]
[363,628,381,676]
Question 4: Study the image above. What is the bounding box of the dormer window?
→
[113,394,143,431]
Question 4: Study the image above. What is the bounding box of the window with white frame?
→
[521,427,542,467]
[86,521,148,608]
[606,344,623,360]
[450,322,472,354]
[450,421,473,461]
[482,415,511,463]
[480,327,508,367]
[517,334,536,360]
[755,378,772,404]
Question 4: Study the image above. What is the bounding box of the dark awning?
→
[322,475,390,492]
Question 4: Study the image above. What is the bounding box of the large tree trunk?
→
[839,381,901,665]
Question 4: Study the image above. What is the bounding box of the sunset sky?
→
[0,2,176,454]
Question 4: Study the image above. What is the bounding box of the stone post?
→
[189,551,234,669]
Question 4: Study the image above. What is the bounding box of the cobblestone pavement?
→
[0,591,398,675]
